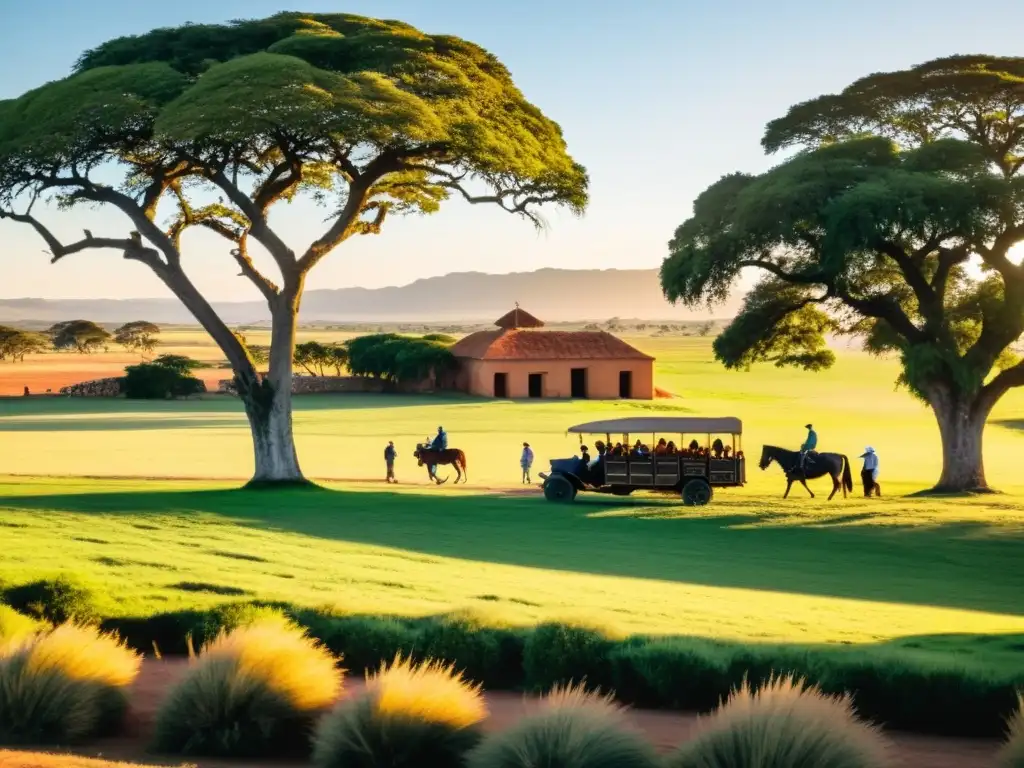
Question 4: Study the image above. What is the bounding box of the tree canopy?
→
[293,340,347,376]
[0,326,48,362]
[48,320,111,354]
[661,56,1024,490]
[346,333,454,383]
[114,321,161,355]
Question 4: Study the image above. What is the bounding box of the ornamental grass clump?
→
[312,656,487,768]
[0,605,42,643]
[152,618,342,758]
[998,695,1024,768]
[0,623,140,745]
[468,683,658,768]
[666,676,891,768]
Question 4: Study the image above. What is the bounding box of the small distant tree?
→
[113,320,160,356]
[346,334,403,379]
[697,320,714,337]
[49,320,110,353]
[0,326,49,361]
[293,340,330,376]
[326,345,348,375]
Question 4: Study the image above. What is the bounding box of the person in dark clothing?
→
[860,446,880,497]
[428,426,447,478]
[384,441,397,483]
[712,438,725,458]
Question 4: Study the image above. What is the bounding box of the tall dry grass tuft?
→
[998,695,1024,768]
[0,605,43,643]
[666,676,891,768]
[0,623,140,745]
[152,618,342,758]
[312,655,487,768]
[468,683,658,768]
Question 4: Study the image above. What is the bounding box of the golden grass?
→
[998,695,1024,768]
[0,608,40,644]
[367,656,487,729]
[0,751,180,767]
[667,676,891,768]
[0,625,138,746]
[467,684,658,768]
[152,618,342,757]
[22,625,139,689]
[199,619,341,711]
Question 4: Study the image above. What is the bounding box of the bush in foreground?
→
[0,624,140,745]
[468,684,658,768]
[152,619,342,758]
[999,696,1024,768]
[313,656,486,768]
[2,576,99,625]
[666,676,891,768]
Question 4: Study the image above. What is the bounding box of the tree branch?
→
[230,234,279,303]
[0,209,163,270]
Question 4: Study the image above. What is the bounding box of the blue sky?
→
[0,0,1020,300]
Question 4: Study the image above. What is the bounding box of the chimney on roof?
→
[494,304,544,330]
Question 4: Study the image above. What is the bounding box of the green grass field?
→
[1,335,1023,674]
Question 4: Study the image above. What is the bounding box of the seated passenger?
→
[665,441,677,455]
[688,439,700,453]
[712,438,725,459]
[736,450,744,460]
[655,438,668,455]
[594,440,607,459]
[611,442,624,457]
[723,445,732,459]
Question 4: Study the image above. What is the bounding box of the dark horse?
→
[413,445,468,484]
[759,445,853,500]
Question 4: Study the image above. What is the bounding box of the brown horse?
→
[414,445,468,484]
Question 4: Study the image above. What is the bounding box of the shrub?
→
[999,695,1024,768]
[416,613,505,685]
[312,656,486,768]
[523,623,615,691]
[295,611,420,674]
[152,619,342,757]
[610,638,731,711]
[666,676,891,768]
[0,605,43,642]
[467,684,658,768]
[0,624,140,745]
[3,576,100,625]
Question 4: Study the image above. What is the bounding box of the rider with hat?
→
[799,423,817,474]
[429,426,447,479]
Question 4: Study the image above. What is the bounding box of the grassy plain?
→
[1,333,1023,674]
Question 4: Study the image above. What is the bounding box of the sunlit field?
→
[1,333,1023,672]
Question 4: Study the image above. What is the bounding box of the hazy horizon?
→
[1,0,1020,303]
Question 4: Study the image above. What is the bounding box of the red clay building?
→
[448,307,654,399]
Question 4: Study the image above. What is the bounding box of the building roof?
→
[494,306,544,329]
[449,329,654,361]
[568,417,742,435]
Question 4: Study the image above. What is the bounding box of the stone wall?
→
[217,375,437,396]
[60,378,123,397]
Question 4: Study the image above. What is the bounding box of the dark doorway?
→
[494,372,508,398]
[528,373,543,398]
[570,368,588,398]
[619,370,633,398]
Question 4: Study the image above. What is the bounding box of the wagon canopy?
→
[566,417,742,435]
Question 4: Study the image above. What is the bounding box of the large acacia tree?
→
[661,56,1024,492]
[0,13,587,485]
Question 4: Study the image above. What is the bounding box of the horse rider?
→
[799,423,818,473]
[429,425,448,478]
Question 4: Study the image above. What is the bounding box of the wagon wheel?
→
[681,478,713,506]
[543,475,576,503]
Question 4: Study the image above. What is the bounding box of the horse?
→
[759,445,853,500]
[413,445,468,484]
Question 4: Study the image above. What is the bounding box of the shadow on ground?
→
[1,484,1021,618]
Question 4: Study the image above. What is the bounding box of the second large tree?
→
[0,13,588,485]
[661,56,1024,491]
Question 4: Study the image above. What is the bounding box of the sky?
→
[0,0,1020,301]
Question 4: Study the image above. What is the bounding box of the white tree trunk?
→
[237,293,306,486]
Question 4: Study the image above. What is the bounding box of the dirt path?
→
[2,659,998,768]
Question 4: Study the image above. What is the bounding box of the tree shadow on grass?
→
[1,485,1021,618]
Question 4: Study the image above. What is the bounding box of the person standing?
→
[520,442,534,484]
[860,447,880,497]
[384,441,398,484]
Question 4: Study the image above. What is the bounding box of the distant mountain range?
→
[0,268,741,325]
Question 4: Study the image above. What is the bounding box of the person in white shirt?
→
[521,442,535,484]
[860,447,880,497]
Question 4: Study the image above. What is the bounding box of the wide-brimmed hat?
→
[860,446,875,457]
[805,423,813,429]
[523,442,530,447]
